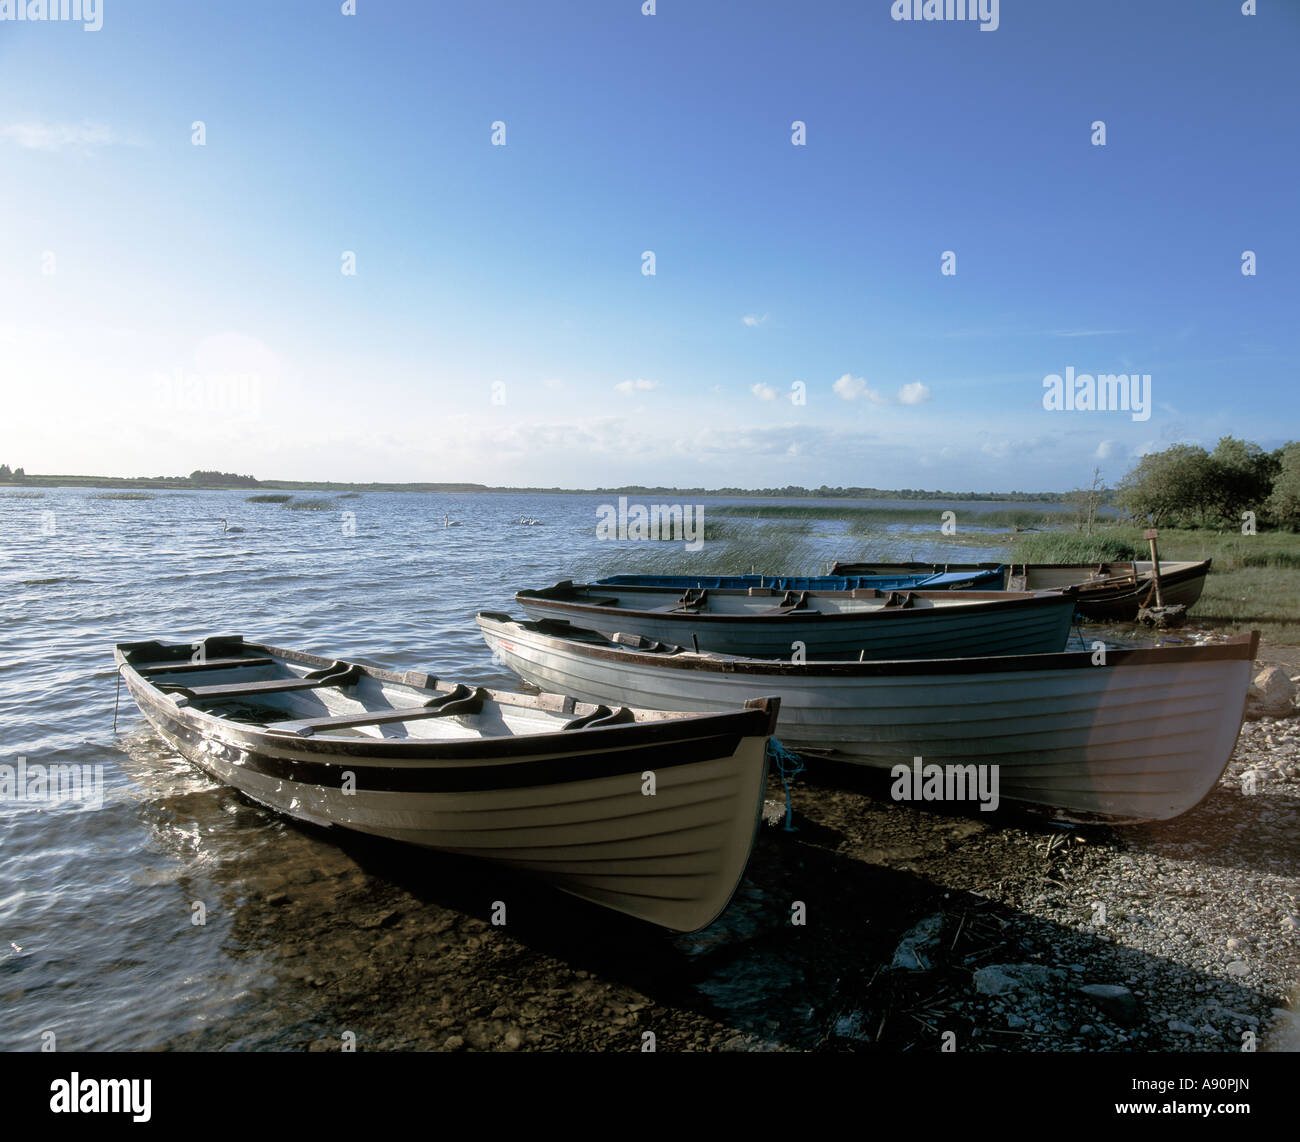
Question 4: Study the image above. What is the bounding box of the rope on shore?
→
[766,737,805,832]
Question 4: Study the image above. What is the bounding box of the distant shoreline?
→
[0,476,1072,502]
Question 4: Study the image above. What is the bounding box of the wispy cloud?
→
[740,313,768,327]
[1,121,125,153]
[614,378,659,394]
[898,381,931,405]
[751,382,777,401]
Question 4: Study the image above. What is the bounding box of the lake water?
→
[0,487,1059,1050]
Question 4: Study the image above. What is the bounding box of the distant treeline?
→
[1,470,1072,500]
[1118,438,1298,529]
[579,485,1068,502]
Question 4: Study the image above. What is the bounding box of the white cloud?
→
[614,378,659,394]
[1,122,123,152]
[832,374,887,404]
[897,381,931,405]
[1095,439,1119,460]
[833,374,865,400]
[740,314,768,327]
[751,383,778,401]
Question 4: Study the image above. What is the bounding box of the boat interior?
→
[118,638,660,742]
[520,582,1063,617]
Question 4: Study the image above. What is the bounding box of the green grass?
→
[283,496,337,511]
[1188,567,1300,643]
[1007,525,1300,643]
[247,493,293,503]
[90,491,155,501]
[1006,531,1147,563]
[1010,525,1300,570]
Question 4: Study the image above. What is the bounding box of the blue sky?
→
[1,0,1297,491]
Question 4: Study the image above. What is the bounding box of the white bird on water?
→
[444,514,461,527]
[219,518,245,534]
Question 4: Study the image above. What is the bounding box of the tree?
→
[0,464,10,481]
[1266,442,1300,528]
[1065,467,1106,534]
[1116,444,1215,526]
[1207,436,1277,522]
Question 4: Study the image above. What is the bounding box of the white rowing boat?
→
[477,613,1257,823]
[114,635,780,931]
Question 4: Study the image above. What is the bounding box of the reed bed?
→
[579,528,821,581]
[90,491,156,501]
[711,503,1078,529]
[247,493,293,503]
[283,497,337,511]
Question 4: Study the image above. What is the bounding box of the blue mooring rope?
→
[765,737,805,832]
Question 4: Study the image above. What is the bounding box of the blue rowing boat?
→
[593,568,1006,593]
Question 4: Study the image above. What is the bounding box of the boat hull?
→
[115,642,776,932]
[518,585,1076,659]
[478,614,1256,824]
[830,560,1211,621]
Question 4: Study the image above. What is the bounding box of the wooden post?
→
[1143,528,1164,608]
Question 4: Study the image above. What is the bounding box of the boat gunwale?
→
[830,558,1213,581]
[477,612,1260,677]
[515,583,1077,625]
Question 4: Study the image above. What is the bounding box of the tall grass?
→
[579,528,820,580]
[711,503,1077,529]
[90,491,155,501]
[247,493,292,503]
[1012,525,1300,570]
[1008,532,1146,563]
[283,496,337,511]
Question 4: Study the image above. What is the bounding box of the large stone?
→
[1078,983,1143,1026]
[973,962,1064,996]
[1247,667,1297,718]
[890,913,945,971]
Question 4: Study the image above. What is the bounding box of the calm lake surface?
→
[0,488,1067,1050]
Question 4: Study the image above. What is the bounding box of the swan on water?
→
[444,514,461,527]
[220,518,245,534]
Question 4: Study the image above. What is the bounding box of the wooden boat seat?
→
[160,661,363,704]
[651,587,708,613]
[757,590,815,616]
[137,656,275,676]
[264,684,490,738]
[560,704,636,731]
[882,591,917,608]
